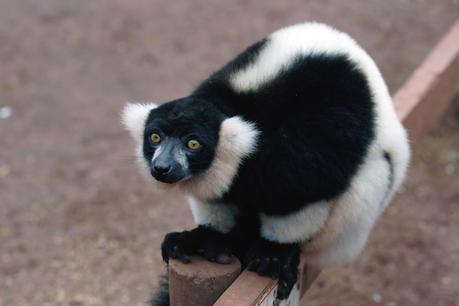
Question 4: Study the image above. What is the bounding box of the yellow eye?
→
[187,139,201,150]
[150,133,161,143]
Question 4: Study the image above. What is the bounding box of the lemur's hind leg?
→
[246,238,300,300]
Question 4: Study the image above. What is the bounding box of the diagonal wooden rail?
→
[167,19,459,306]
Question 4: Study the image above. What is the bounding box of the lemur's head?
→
[122,97,259,200]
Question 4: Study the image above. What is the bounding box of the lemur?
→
[122,22,410,304]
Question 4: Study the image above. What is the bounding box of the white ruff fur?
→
[189,197,239,233]
[178,116,260,201]
[232,22,410,265]
[260,201,332,243]
[302,145,394,267]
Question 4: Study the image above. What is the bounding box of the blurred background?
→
[1,1,459,305]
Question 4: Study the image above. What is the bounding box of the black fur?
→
[246,239,300,300]
[150,273,169,306]
[143,97,226,177]
[161,225,233,264]
[196,51,375,215]
[382,151,395,206]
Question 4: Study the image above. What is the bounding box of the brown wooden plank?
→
[394,20,459,142]
[214,255,321,306]
[213,269,277,306]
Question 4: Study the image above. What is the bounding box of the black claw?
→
[257,257,271,275]
[161,231,193,263]
[247,258,261,271]
[216,253,233,264]
[179,254,191,264]
[276,264,299,300]
[204,249,218,262]
[172,246,180,259]
[270,258,281,279]
[276,279,293,300]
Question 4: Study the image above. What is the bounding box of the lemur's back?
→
[196,23,377,125]
[194,23,402,216]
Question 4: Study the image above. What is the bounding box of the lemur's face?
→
[122,98,259,200]
[142,99,223,183]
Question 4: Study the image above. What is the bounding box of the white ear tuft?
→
[121,102,158,141]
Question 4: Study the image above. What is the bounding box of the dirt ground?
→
[0,1,458,306]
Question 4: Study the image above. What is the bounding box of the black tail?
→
[150,272,169,306]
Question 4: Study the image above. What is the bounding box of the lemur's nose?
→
[153,164,172,175]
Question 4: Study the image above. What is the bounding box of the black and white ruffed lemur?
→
[122,22,410,304]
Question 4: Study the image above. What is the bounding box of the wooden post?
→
[168,256,241,306]
[168,19,459,306]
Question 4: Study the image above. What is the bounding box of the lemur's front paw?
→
[246,239,300,300]
[161,231,194,264]
[198,230,234,264]
[161,226,233,264]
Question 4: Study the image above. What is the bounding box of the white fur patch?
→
[151,145,189,171]
[152,145,164,161]
[179,116,260,201]
[121,102,158,142]
[230,23,363,92]
[260,201,331,243]
[174,147,189,170]
[188,197,239,233]
[302,145,401,267]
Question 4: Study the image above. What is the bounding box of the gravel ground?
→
[0,1,458,306]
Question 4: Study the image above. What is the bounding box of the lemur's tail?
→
[150,272,169,306]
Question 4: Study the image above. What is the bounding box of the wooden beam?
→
[214,255,320,306]
[394,20,459,143]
